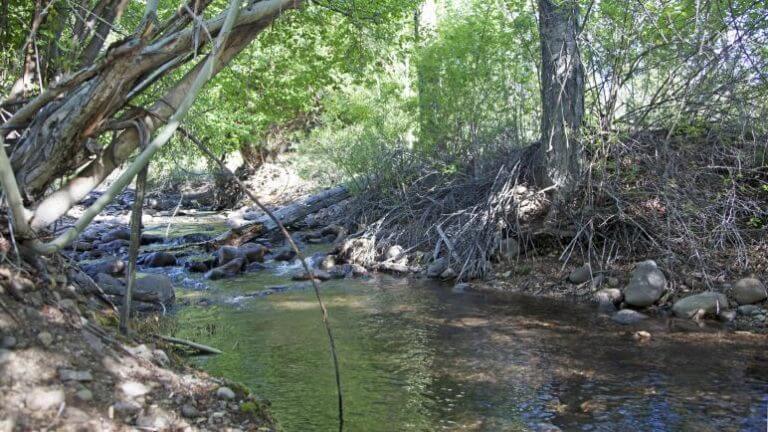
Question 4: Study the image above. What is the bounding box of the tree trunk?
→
[535,0,585,196]
[11,0,299,231]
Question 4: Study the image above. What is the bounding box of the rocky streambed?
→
[47,187,768,431]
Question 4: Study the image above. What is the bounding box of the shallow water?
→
[168,254,768,432]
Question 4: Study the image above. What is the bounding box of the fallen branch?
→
[153,334,222,355]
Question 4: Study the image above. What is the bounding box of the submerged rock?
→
[624,260,666,307]
[732,278,767,305]
[672,292,729,318]
[611,309,649,325]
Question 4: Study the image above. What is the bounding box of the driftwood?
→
[214,186,350,246]
[154,334,223,355]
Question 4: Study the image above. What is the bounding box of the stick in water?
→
[120,128,149,334]
[182,127,344,431]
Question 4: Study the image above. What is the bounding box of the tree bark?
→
[535,0,584,196]
[13,0,299,231]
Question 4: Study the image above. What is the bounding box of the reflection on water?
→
[174,271,768,431]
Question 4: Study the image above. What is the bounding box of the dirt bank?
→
[0,257,275,431]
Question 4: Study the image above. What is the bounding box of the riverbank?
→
[0,256,275,431]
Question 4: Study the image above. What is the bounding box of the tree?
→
[0,0,417,254]
[535,0,584,196]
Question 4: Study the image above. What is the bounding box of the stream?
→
[155,221,768,432]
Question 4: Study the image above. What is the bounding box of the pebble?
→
[121,381,150,398]
[181,403,200,418]
[75,388,93,401]
[737,305,764,316]
[1,335,17,349]
[59,369,93,382]
[26,388,65,411]
[0,349,11,365]
[112,400,142,416]
[153,349,170,367]
[633,330,652,340]
[37,331,54,347]
[216,386,236,400]
[718,310,737,322]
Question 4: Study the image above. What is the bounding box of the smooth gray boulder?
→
[732,278,767,305]
[624,260,666,307]
[672,292,728,318]
[568,264,592,284]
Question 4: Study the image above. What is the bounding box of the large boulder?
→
[216,244,268,266]
[624,260,666,307]
[95,273,174,305]
[216,246,242,266]
[427,257,449,278]
[672,292,729,318]
[140,252,177,268]
[205,258,245,280]
[732,278,767,305]
[239,243,268,263]
[134,274,175,304]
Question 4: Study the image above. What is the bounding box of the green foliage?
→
[300,81,416,187]
[416,0,540,160]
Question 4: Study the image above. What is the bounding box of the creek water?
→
[157,221,768,431]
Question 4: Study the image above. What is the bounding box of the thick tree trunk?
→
[535,0,585,196]
[9,0,299,231]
